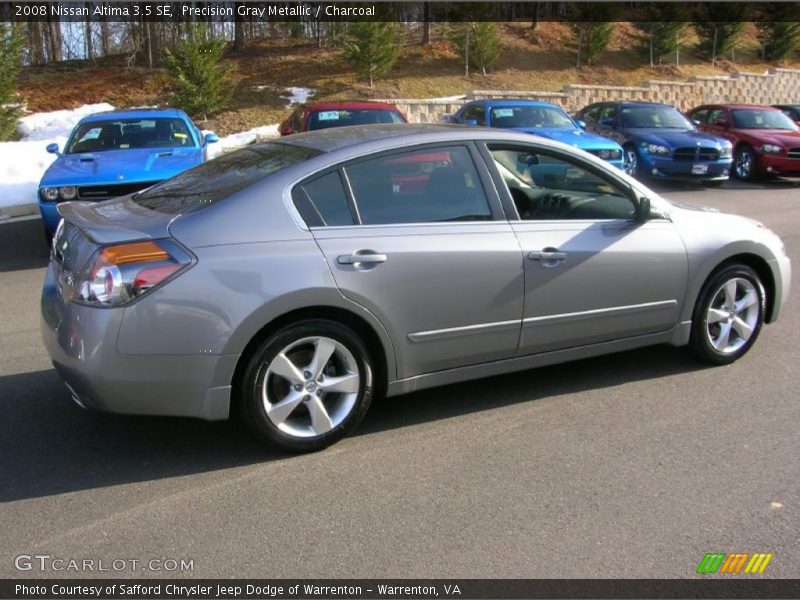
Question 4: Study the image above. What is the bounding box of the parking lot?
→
[1,180,798,579]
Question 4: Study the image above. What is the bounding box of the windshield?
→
[66,118,196,153]
[132,143,321,214]
[489,105,574,128]
[308,109,405,130]
[620,106,694,129]
[731,109,798,130]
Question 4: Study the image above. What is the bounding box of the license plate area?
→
[692,163,709,175]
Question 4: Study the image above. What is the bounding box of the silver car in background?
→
[41,125,791,451]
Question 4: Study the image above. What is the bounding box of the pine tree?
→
[449,22,501,76]
[166,26,232,120]
[695,4,747,65]
[757,4,800,61]
[0,23,22,141]
[342,23,401,88]
[633,4,690,67]
[570,4,616,68]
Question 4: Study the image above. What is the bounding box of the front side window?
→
[488,146,636,221]
[690,108,709,125]
[582,104,602,122]
[67,118,195,153]
[731,109,798,130]
[345,145,492,225]
[707,108,728,126]
[462,106,487,126]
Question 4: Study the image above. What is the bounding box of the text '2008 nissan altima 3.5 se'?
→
[41,125,791,452]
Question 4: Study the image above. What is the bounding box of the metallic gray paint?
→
[41,125,790,421]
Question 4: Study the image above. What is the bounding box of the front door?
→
[481,143,689,355]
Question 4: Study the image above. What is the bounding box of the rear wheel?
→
[689,264,765,365]
[240,319,375,452]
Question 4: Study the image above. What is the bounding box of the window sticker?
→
[493,108,515,118]
[317,111,341,121]
[80,128,102,141]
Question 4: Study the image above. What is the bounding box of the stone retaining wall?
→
[383,68,800,123]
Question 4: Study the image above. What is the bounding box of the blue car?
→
[576,101,733,184]
[448,99,625,170]
[38,108,218,238]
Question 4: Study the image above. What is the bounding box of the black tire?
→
[733,145,758,181]
[240,319,375,452]
[689,264,766,365]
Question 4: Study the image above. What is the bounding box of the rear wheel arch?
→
[230,306,391,414]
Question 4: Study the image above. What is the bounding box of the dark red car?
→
[688,103,800,180]
[279,101,407,135]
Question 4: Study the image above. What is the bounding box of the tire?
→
[733,145,758,181]
[43,227,53,247]
[240,319,375,452]
[623,144,641,178]
[689,264,766,365]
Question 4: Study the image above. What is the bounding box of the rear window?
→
[308,109,405,130]
[132,143,320,214]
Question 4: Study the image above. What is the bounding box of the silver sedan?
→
[41,125,791,451]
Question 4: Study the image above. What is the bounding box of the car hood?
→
[736,129,800,147]
[41,147,202,187]
[511,127,622,150]
[623,128,726,148]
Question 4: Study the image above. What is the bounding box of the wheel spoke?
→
[270,352,305,385]
[320,373,360,394]
[732,316,753,341]
[266,390,305,425]
[736,289,757,311]
[713,321,732,350]
[307,396,333,434]
[308,338,336,378]
[707,308,728,323]
[723,280,738,309]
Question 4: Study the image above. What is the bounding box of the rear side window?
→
[344,145,492,225]
[133,142,320,214]
[292,171,355,226]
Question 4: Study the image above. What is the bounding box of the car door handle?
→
[528,249,567,265]
[337,252,387,265]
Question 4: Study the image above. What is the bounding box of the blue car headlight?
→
[597,149,622,160]
[40,188,59,202]
[643,143,670,155]
[719,145,733,159]
[59,186,77,200]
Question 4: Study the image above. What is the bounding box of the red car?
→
[279,101,407,135]
[688,103,800,180]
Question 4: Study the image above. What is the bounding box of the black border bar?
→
[3,579,800,600]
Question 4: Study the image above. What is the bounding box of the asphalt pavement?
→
[1,180,798,578]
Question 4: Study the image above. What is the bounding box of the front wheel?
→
[624,145,641,177]
[240,319,375,452]
[734,146,758,181]
[689,264,766,365]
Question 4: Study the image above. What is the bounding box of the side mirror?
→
[575,119,587,130]
[465,119,478,126]
[635,197,651,222]
[713,119,728,128]
[46,143,61,156]
[204,132,219,144]
[279,122,294,136]
[691,118,702,126]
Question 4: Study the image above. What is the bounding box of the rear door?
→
[299,143,525,378]
[479,141,688,355]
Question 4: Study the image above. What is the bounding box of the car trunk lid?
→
[57,196,176,245]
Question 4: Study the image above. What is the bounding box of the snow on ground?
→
[205,124,279,159]
[283,87,314,106]
[0,103,114,210]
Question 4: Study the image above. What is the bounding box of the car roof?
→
[466,99,564,109]
[303,101,400,111]
[703,103,780,110]
[80,108,189,123]
[616,101,676,108]
[274,123,579,155]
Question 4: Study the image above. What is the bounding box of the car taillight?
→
[73,239,192,306]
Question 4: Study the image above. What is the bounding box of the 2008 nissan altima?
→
[41,125,791,451]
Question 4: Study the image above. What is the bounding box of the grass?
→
[16,22,800,136]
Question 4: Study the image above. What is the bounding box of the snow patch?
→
[0,103,114,209]
[205,124,280,159]
[284,87,314,106]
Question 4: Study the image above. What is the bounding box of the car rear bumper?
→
[758,155,800,177]
[641,156,732,180]
[40,260,236,420]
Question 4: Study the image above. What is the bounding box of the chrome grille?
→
[673,147,720,161]
[787,147,800,159]
[77,181,159,200]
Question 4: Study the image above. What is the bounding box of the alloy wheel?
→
[735,148,753,179]
[262,336,360,438]
[705,277,760,355]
